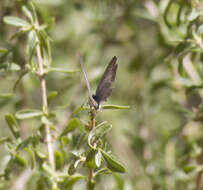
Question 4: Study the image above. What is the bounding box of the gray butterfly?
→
[79,55,118,110]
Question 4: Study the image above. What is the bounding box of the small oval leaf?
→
[54,150,64,170]
[0,48,8,54]
[5,113,20,139]
[95,150,102,167]
[3,16,30,27]
[0,93,13,98]
[15,109,43,120]
[100,149,125,173]
[14,154,27,167]
[24,147,35,169]
[47,91,58,105]
[88,122,111,149]
[94,168,112,177]
[65,175,85,189]
[60,118,80,136]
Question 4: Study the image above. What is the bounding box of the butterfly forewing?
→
[94,56,118,104]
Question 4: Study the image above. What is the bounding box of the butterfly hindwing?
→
[94,56,118,104]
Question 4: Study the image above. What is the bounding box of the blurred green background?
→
[1,0,203,189]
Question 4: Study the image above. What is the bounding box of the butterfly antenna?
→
[78,53,92,96]
[78,53,98,108]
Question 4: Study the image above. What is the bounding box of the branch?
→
[36,43,57,189]
[87,110,96,190]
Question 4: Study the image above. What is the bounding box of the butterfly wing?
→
[94,56,118,104]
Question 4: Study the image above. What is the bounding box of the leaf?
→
[60,136,70,147]
[24,147,35,169]
[185,84,203,94]
[88,122,112,149]
[14,154,27,167]
[42,163,54,176]
[10,63,21,71]
[54,150,64,170]
[15,109,43,120]
[72,105,86,115]
[95,150,102,167]
[60,118,80,136]
[0,48,8,54]
[17,136,33,150]
[83,150,97,169]
[3,16,30,27]
[0,137,12,144]
[184,165,196,173]
[198,24,203,35]
[64,175,85,189]
[47,91,58,105]
[0,93,13,98]
[101,104,130,110]
[22,5,34,23]
[10,28,31,40]
[35,150,47,160]
[94,168,112,177]
[188,8,199,21]
[5,113,20,139]
[100,149,125,173]
[68,163,76,175]
[49,67,78,73]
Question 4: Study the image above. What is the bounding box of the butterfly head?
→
[89,95,100,110]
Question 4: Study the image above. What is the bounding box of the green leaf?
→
[60,118,80,136]
[101,104,130,110]
[17,137,33,150]
[42,163,54,176]
[5,113,20,139]
[0,48,8,54]
[100,149,125,173]
[0,93,13,98]
[94,168,112,177]
[54,150,64,170]
[64,176,85,189]
[49,67,78,73]
[22,5,34,23]
[10,28,31,40]
[3,16,30,27]
[35,150,47,159]
[14,154,27,167]
[83,150,97,169]
[15,109,43,120]
[88,122,112,149]
[73,104,85,115]
[68,163,76,175]
[47,91,58,105]
[60,136,70,147]
[0,137,12,144]
[184,165,196,173]
[24,147,35,169]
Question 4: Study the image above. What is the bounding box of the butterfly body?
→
[79,55,118,110]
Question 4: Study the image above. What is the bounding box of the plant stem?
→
[196,171,202,190]
[36,44,57,189]
[87,110,96,190]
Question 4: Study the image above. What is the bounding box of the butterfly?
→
[79,54,118,110]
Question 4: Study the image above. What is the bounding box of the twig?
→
[87,110,96,190]
[36,43,57,189]
[196,171,203,190]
